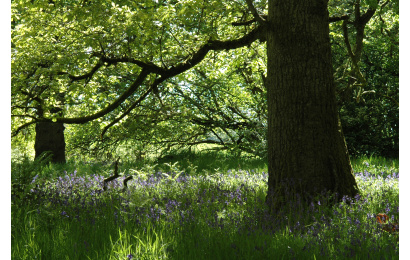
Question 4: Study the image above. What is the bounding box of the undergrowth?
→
[11,154,398,259]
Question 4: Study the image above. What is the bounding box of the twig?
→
[245,0,266,24]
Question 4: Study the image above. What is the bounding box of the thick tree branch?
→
[234,14,350,27]
[359,7,377,25]
[342,20,355,61]
[339,2,378,105]
[15,27,264,135]
[329,15,350,23]
[58,55,166,81]
[101,83,155,138]
[162,26,265,79]
[342,20,366,86]
[49,68,150,124]
[232,19,256,27]
[99,26,265,132]
[98,56,167,75]
[66,27,263,124]
[352,2,376,63]
[61,60,104,81]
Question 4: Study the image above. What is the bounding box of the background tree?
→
[329,0,399,158]
[12,0,268,161]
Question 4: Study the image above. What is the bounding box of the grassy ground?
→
[11,152,398,259]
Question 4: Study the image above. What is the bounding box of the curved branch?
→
[245,0,267,24]
[12,120,36,137]
[99,56,167,75]
[55,59,103,82]
[101,83,155,138]
[68,61,103,81]
[342,20,355,61]
[58,54,166,81]
[11,114,38,120]
[19,26,263,132]
[162,26,265,79]
[100,26,265,134]
[329,15,349,23]
[52,68,150,124]
[70,27,263,124]
[232,19,257,27]
[342,20,366,86]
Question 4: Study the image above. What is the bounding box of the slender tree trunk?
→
[34,122,66,163]
[265,0,359,211]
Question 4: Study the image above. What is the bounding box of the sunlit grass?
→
[11,155,398,259]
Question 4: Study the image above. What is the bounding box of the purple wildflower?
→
[31,175,39,184]
[386,204,391,214]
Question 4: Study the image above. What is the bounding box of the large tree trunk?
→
[34,122,66,163]
[265,0,359,211]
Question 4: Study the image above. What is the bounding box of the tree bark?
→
[34,122,66,163]
[265,0,359,210]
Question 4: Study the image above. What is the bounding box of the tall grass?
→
[11,154,398,259]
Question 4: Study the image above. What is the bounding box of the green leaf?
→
[365,0,379,9]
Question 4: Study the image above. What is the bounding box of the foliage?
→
[329,0,399,157]
[11,152,52,204]
[12,1,398,160]
[11,0,267,160]
[11,156,398,259]
[341,16,399,157]
[11,1,398,160]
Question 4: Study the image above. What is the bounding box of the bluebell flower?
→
[386,204,391,214]
[31,175,39,184]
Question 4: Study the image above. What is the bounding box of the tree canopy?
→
[11,0,398,160]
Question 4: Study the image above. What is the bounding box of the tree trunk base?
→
[34,122,66,163]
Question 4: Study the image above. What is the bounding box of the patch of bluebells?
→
[27,168,399,258]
